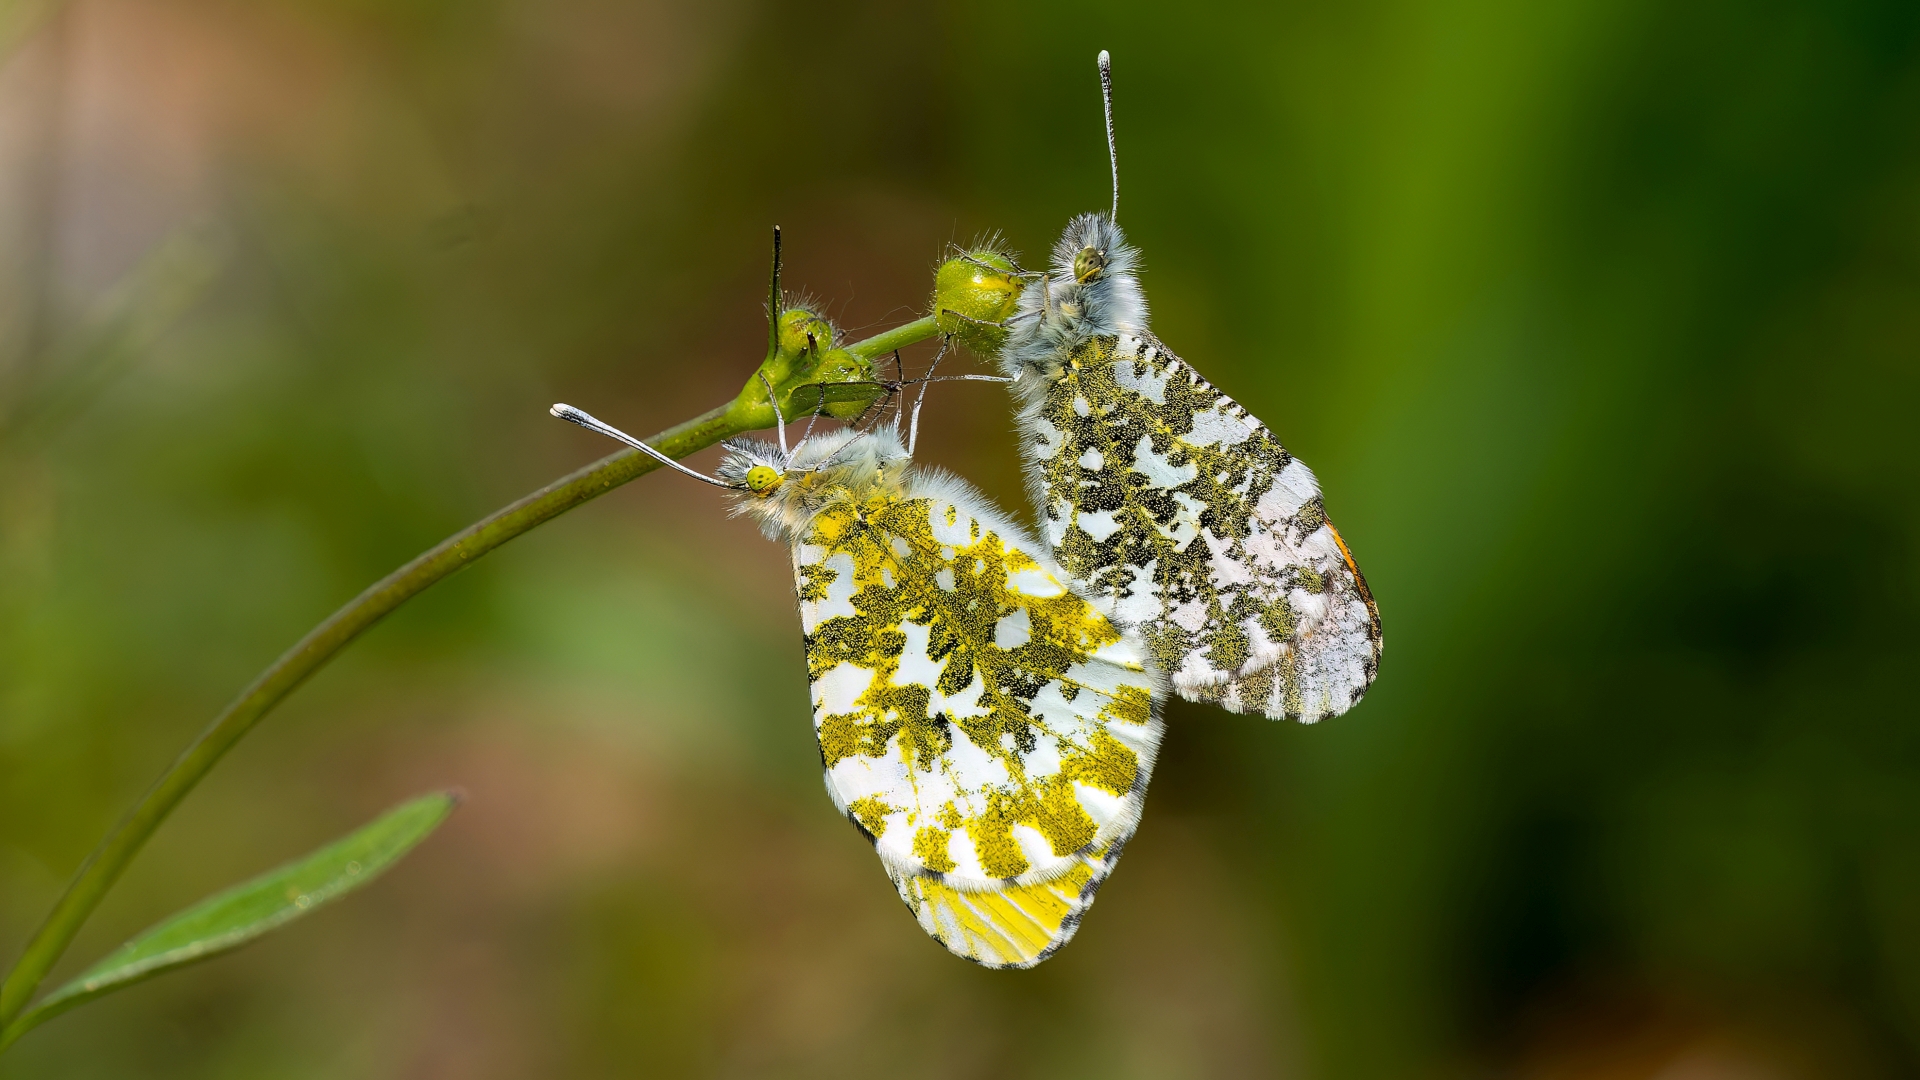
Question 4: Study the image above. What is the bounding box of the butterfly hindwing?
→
[792,478,1163,967]
[1019,330,1381,722]
[891,841,1123,968]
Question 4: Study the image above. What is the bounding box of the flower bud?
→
[796,347,885,420]
[933,250,1021,356]
[774,307,836,363]
[729,307,886,431]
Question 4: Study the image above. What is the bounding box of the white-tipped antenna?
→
[549,404,734,489]
[1098,49,1118,221]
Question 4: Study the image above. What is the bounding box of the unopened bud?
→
[933,250,1021,356]
[774,308,835,361]
[796,347,885,420]
[729,307,886,431]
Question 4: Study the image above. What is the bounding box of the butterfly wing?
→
[889,841,1124,967]
[792,482,1163,968]
[1017,331,1382,722]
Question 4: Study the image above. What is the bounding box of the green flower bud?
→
[933,250,1022,356]
[796,347,886,420]
[774,307,836,363]
[728,306,886,431]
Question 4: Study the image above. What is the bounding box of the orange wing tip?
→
[1325,522,1382,639]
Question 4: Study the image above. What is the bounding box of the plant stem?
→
[855,315,938,359]
[0,318,941,1029]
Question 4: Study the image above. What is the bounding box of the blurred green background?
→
[2,0,1918,1075]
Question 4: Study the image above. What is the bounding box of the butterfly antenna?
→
[767,225,783,357]
[757,371,789,455]
[907,337,951,457]
[549,404,734,489]
[1099,49,1119,222]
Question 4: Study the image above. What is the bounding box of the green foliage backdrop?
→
[1,0,1916,1075]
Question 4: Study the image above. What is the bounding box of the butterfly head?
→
[742,463,784,495]
[1053,213,1136,286]
[548,403,911,544]
[717,440,792,497]
[1072,243,1109,284]
[996,213,1148,386]
[718,425,914,543]
[1046,215,1143,336]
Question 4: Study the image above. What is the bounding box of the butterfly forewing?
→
[793,485,1163,968]
[1021,331,1381,722]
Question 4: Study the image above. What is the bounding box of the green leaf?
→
[0,791,458,1049]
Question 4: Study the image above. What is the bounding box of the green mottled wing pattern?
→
[1021,332,1381,722]
[792,485,1163,966]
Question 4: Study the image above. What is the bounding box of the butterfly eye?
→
[1072,246,1108,284]
[745,465,784,494]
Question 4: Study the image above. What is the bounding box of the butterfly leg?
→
[938,308,1010,330]
[906,336,952,456]
[757,370,789,455]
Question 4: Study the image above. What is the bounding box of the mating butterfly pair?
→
[550,53,1381,968]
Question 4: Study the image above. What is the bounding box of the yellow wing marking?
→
[896,858,1103,968]
[803,493,1155,880]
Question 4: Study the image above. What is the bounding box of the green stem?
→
[0,317,942,1031]
[853,315,938,360]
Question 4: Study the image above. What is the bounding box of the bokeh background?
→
[2,0,1917,1076]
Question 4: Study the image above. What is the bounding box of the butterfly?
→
[991,51,1382,722]
[549,386,1165,968]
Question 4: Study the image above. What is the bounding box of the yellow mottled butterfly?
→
[992,52,1382,722]
[550,392,1164,968]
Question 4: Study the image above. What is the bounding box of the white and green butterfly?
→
[992,52,1382,723]
[551,375,1164,968]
